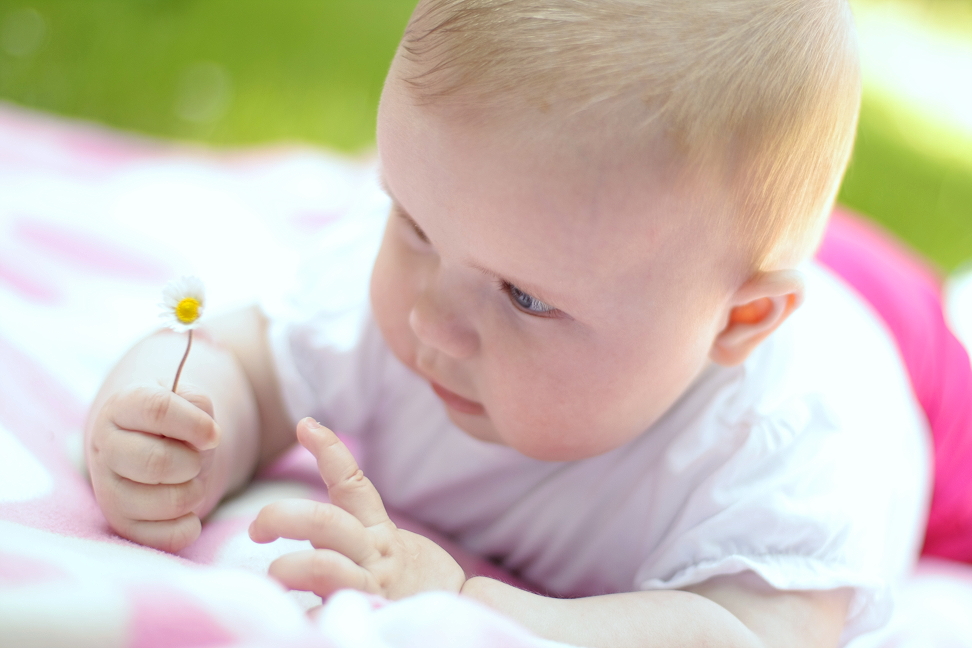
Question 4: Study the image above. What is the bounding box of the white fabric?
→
[269,200,931,645]
[849,559,972,648]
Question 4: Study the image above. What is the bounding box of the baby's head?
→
[370,0,861,460]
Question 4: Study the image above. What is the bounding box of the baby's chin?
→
[443,407,506,446]
[449,411,619,463]
[444,408,556,460]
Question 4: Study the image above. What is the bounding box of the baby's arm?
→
[250,419,850,648]
[463,572,850,648]
[85,306,294,552]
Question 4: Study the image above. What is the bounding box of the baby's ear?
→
[710,270,805,366]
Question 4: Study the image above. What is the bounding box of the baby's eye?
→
[395,207,430,244]
[502,281,558,317]
[407,219,430,244]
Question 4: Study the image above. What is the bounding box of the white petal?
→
[159,276,207,330]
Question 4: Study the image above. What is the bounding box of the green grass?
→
[0,1,414,151]
[1,0,971,269]
[839,96,972,271]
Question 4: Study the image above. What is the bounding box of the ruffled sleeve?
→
[633,266,932,645]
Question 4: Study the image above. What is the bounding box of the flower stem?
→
[171,329,193,393]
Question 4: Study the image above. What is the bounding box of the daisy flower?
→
[160,275,206,332]
[159,276,206,392]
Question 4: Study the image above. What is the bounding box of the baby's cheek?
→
[490,378,606,461]
[370,243,417,363]
[481,351,568,446]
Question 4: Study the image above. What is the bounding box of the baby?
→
[84,1,931,646]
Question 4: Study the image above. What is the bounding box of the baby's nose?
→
[408,284,479,360]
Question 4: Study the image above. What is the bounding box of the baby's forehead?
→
[381,111,746,318]
[396,0,860,270]
[381,72,757,287]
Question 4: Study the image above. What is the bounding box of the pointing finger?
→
[297,418,390,528]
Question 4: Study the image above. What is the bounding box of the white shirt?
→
[267,196,931,645]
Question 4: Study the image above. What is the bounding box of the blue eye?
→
[503,282,556,316]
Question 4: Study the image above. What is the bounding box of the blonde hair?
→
[399,0,862,269]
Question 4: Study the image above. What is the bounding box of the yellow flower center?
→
[175,298,201,324]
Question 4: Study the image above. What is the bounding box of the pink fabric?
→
[0,334,123,543]
[817,209,972,563]
[12,218,171,282]
[127,584,237,648]
[0,551,69,585]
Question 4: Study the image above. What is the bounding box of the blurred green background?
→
[0,0,970,270]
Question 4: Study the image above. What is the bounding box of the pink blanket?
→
[2,103,972,647]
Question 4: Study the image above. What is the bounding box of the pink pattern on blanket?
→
[0,103,158,174]
[818,210,972,564]
[177,517,253,565]
[0,551,69,585]
[290,210,346,233]
[0,256,63,304]
[0,334,130,542]
[13,218,171,282]
[127,583,237,648]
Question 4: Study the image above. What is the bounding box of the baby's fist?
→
[87,384,220,552]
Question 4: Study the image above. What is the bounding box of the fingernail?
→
[303,417,322,430]
[203,426,220,451]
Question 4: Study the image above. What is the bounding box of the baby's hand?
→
[249,418,466,600]
[87,385,220,552]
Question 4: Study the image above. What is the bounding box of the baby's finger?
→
[111,385,219,451]
[249,499,373,564]
[108,472,206,522]
[297,418,389,527]
[177,388,215,419]
[116,513,202,554]
[269,549,378,599]
[101,428,202,485]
